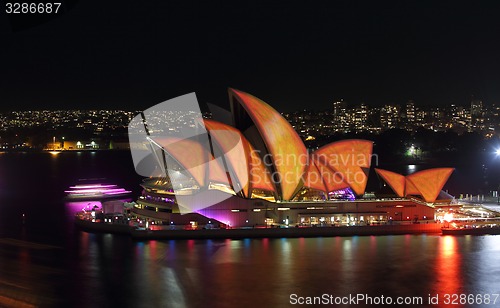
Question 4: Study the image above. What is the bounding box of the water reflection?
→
[2,228,500,306]
[433,236,463,306]
[474,236,500,295]
[2,151,500,306]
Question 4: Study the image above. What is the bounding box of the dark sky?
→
[2,0,500,111]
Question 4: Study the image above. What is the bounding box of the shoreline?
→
[75,218,443,240]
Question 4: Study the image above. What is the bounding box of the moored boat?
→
[442,225,500,235]
[65,181,131,200]
[441,220,500,235]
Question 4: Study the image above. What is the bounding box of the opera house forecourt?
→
[124,88,455,234]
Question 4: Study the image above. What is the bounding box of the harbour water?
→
[0,151,499,307]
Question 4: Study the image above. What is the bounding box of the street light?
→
[495,148,500,156]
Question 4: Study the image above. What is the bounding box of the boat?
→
[442,222,500,235]
[65,181,132,200]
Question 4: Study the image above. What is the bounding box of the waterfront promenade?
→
[459,196,500,213]
[75,217,442,240]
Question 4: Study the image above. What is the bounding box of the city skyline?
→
[0,99,499,158]
[1,96,498,136]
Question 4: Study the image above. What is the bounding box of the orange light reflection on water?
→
[434,236,464,305]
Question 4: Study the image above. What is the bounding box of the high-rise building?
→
[380,105,400,129]
[471,99,483,117]
[333,99,346,116]
[353,103,368,131]
[470,98,485,131]
[332,99,348,131]
[415,109,426,126]
[405,100,416,130]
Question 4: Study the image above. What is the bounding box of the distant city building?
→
[470,98,485,132]
[415,109,426,126]
[332,99,348,132]
[45,140,101,151]
[353,103,368,131]
[405,100,416,130]
[471,99,483,117]
[380,105,400,129]
[332,99,346,117]
[0,96,499,149]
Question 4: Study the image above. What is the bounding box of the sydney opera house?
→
[129,89,454,228]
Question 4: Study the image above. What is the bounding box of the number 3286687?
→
[6,3,61,14]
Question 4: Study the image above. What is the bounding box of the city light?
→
[443,213,454,222]
[495,148,500,156]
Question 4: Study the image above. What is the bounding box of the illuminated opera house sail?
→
[374,168,454,203]
[128,89,455,228]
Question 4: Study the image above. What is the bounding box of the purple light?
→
[65,201,102,216]
[103,190,132,195]
[65,183,131,197]
[65,188,128,194]
[329,188,356,201]
[69,184,117,189]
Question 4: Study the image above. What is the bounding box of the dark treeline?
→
[307,128,499,165]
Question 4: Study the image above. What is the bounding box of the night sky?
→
[2,0,500,111]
